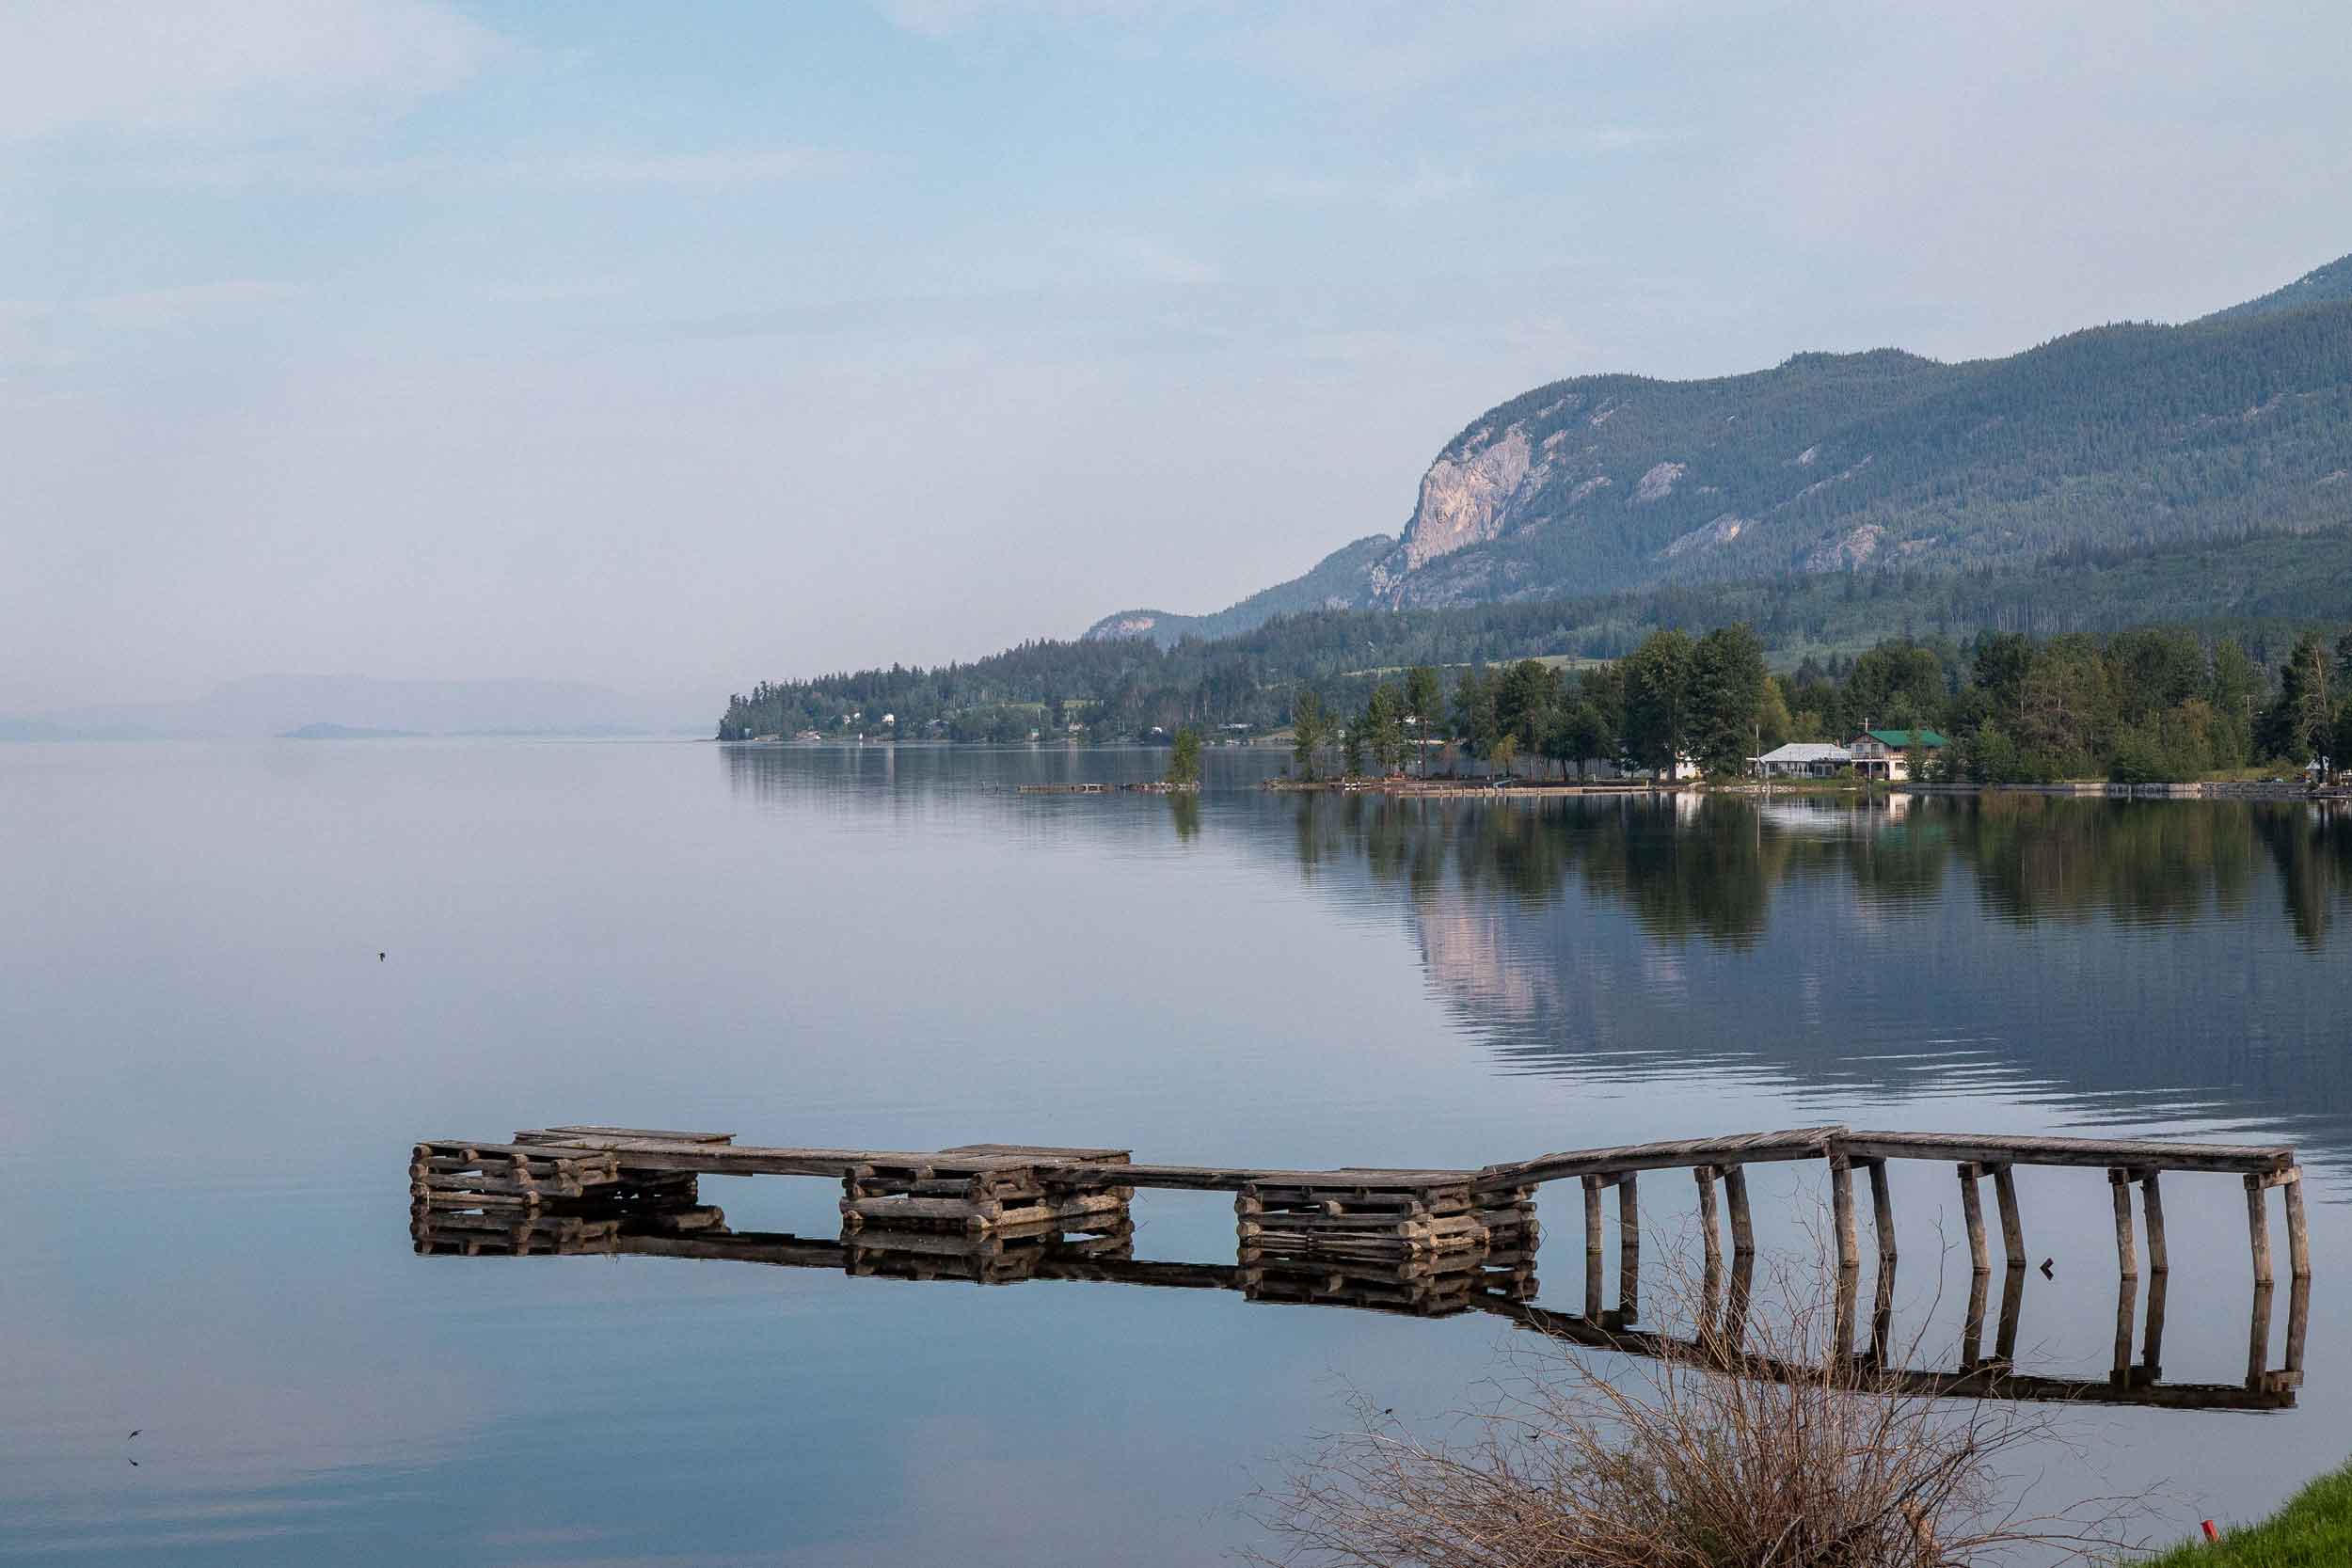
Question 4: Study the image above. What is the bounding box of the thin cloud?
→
[503,150,883,186]
[2,279,307,337]
[0,0,504,143]
[103,146,882,191]
[873,0,1229,41]
[1256,163,1483,212]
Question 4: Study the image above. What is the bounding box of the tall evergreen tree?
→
[1291,688,1329,781]
[1363,682,1406,774]
[1687,624,1768,775]
[1404,666,1441,779]
[1165,726,1202,787]
[1497,659,1561,758]
[1453,666,1500,759]
[2263,632,2333,761]
[1622,629,1695,776]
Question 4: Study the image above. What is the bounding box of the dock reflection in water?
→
[411,1193,2309,1416]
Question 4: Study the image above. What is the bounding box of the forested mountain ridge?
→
[723,522,2352,743]
[2203,253,2352,323]
[1082,535,1390,647]
[1086,253,2352,644]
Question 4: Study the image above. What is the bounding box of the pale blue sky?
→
[6,0,2350,712]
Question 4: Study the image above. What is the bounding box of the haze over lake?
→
[6,739,2350,1563]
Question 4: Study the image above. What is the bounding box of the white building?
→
[1751,742,1852,779]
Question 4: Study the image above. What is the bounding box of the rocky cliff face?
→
[1366,394,1623,605]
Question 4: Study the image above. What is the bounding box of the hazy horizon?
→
[8,1,2352,712]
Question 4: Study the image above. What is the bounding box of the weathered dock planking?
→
[412,1119,2311,1404]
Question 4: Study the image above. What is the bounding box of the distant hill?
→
[279,722,422,739]
[1086,251,2352,640]
[1082,535,1391,648]
[9,674,699,740]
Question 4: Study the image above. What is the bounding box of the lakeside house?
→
[1751,741,1853,779]
[1848,727,1948,782]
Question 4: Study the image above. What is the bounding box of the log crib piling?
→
[411,1120,2312,1402]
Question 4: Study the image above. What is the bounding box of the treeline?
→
[718,527,2352,744]
[1409,624,2352,784]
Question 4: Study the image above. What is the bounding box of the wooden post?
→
[1958,1162,1989,1275]
[1961,1264,1989,1368]
[2139,1170,2167,1275]
[2247,1281,2275,1388]
[2140,1268,2167,1382]
[1864,1157,1896,1262]
[1833,1259,1857,1363]
[2283,1169,2311,1280]
[1724,1247,1754,1349]
[2107,1167,2137,1278]
[1582,1174,1605,1321]
[1693,1164,1723,1275]
[2110,1274,2137,1386]
[1617,1172,1640,1323]
[1994,1264,2024,1365]
[1724,1164,1754,1256]
[1991,1163,2025,1269]
[1830,1155,1860,1275]
[1869,1255,1896,1367]
[2246,1173,2274,1287]
[2286,1274,2310,1385]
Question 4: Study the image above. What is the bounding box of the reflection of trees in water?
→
[1294,794,1917,949]
[2255,804,2352,950]
[1961,795,2261,929]
[1283,793,2350,952]
[1571,798,1785,948]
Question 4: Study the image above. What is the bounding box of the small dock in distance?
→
[411,1121,2312,1408]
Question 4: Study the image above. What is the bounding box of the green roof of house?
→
[1866,728,1948,748]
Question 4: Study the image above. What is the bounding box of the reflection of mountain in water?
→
[1288,794,2352,1160]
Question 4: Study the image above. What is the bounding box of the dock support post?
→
[1617,1172,1640,1323]
[1869,1256,1897,1367]
[2286,1274,2310,1386]
[1863,1157,1896,1262]
[2246,1174,2274,1287]
[2283,1169,2311,1281]
[1724,1247,1755,1349]
[1582,1175,1605,1321]
[1830,1155,1859,1275]
[1833,1259,1858,1363]
[1961,1265,1989,1368]
[1693,1165,1723,1275]
[2141,1268,2167,1382]
[2248,1281,2275,1388]
[2107,1168,2137,1278]
[1958,1162,1989,1275]
[2111,1274,2137,1386]
[1990,1163,2024,1269]
[1724,1164,1754,1256]
[2140,1170,2168,1275]
[1994,1264,2024,1365]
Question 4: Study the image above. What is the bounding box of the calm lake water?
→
[5,739,2351,1563]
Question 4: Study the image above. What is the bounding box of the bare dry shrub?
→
[1248,1243,2135,1568]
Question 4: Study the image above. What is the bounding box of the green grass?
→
[2140,1462,2352,1564]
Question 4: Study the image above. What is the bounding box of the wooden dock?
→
[411,1120,2311,1405]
